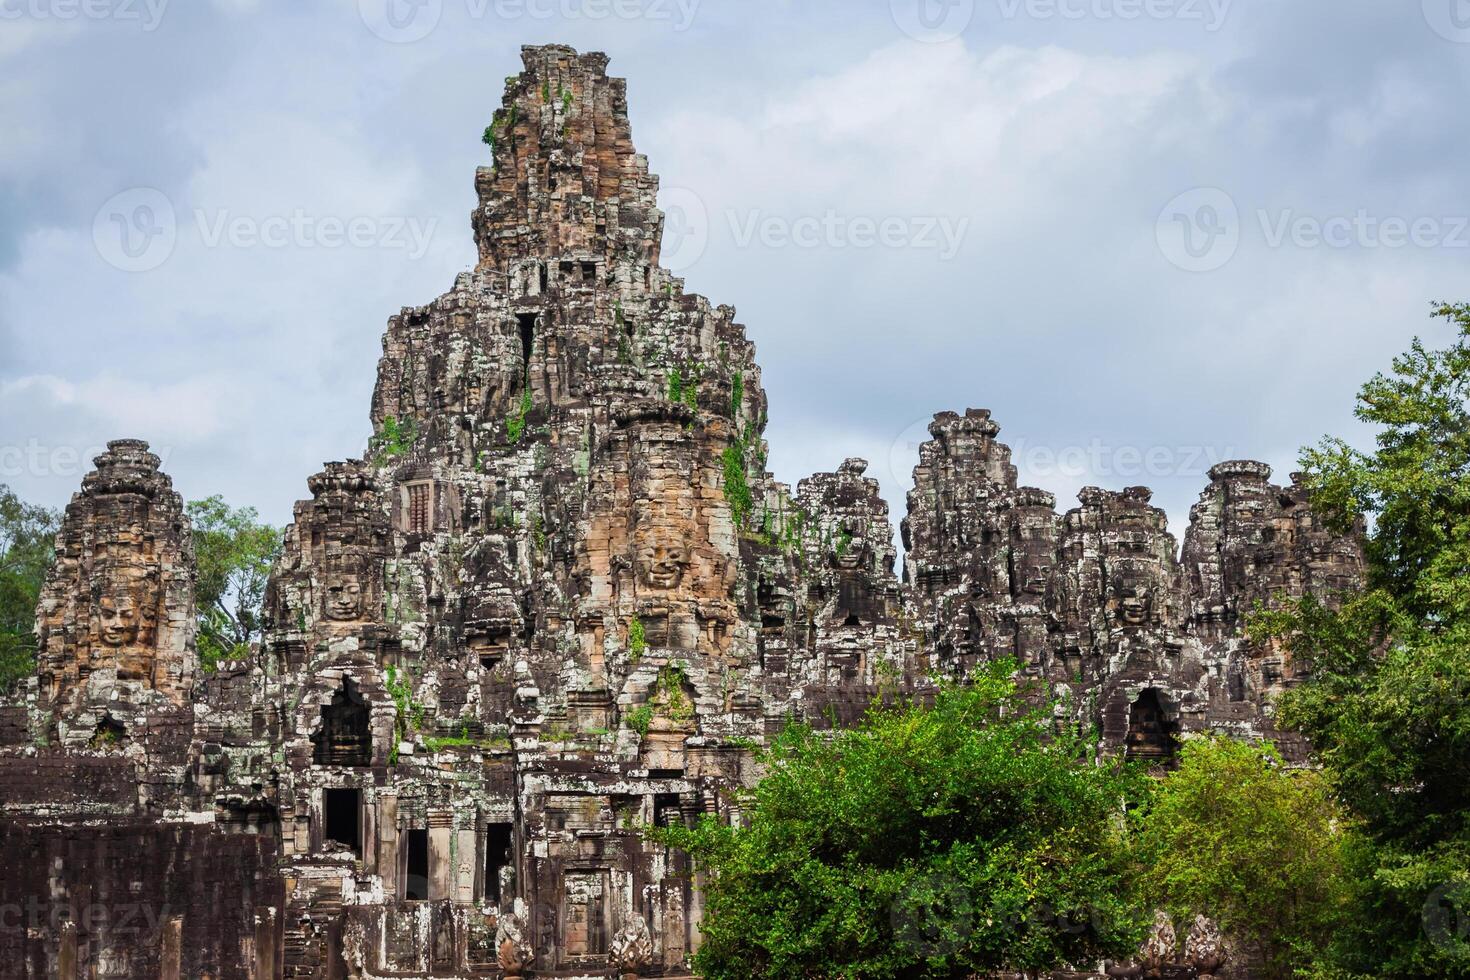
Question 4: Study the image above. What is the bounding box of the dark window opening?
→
[313,682,372,767]
[323,788,361,855]
[403,828,429,900]
[517,312,537,368]
[842,613,862,628]
[484,823,513,904]
[580,261,597,282]
[407,482,432,535]
[1227,667,1246,703]
[91,715,126,749]
[1125,689,1179,766]
[653,792,684,827]
[538,263,548,293]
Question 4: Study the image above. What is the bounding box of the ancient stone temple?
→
[0,45,1365,979]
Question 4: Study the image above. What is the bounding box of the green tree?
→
[1132,736,1351,978]
[653,661,1151,980]
[1252,302,1470,978]
[187,497,281,672]
[0,485,60,691]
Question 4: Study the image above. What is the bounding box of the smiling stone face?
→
[637,542,689,591]
[1118,586,1152,626]
[325,574,364,621]
[97,593,139,648]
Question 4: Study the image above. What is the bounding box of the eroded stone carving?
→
[610,914,654,976]
[32,439,197,749]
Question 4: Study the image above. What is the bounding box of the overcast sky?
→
[2,0,1467,545]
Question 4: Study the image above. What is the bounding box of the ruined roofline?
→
[903,406,1310,558]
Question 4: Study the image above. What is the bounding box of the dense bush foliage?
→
[1132,736,1351,978]
[654,662,1152,979]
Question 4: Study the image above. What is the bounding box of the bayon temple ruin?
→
[0,45,1365,979]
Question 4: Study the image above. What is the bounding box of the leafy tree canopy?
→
[1252,302,1470,978]
[187,496,281,672]
[653,662,1152,980]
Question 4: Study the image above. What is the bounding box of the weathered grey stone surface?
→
[0,44,1365,979]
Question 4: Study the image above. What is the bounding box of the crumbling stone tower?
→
[33,439,198,754]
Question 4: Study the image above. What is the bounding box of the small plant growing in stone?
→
[386,666,426,763]
[628,616,646,662]
[657,664,694,723]
[505,385,533,446]
[626,704,654,738]
[370,415,418,464]
[531,514,548,554]
[722,441,753,529]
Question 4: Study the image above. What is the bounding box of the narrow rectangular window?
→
[323,788,361,855]
[403,828,429,901]
[484,823,513,903]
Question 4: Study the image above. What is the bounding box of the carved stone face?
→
[638,542,689,591]
[1021,561,1051,596]
[1119,587,1151,625]
[834,526,866,570]
[97,594,138,647]
[325,574,363,621]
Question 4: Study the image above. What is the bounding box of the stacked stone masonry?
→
[0,45,1364,979]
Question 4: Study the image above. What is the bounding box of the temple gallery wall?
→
[0,44,1363,980]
